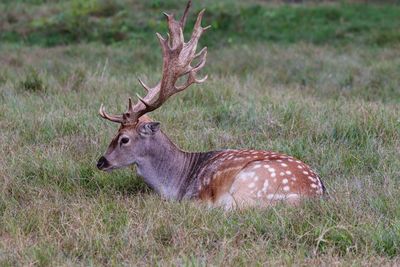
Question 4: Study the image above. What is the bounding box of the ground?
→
[0,0,400,265]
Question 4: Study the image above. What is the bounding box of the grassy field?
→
[1,0,400,265]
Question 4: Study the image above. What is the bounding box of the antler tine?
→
[128,97,133,111]
[156,33,169,54]
[180,0,192,29]
[99,104,124,123]
[138,78,150,92]
[135,93,152,109]
[192,47,208,71]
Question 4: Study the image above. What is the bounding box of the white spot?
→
[254,176,259,181]
[268,168,275,173]
[280,163,288,167]
[257,191,263,198]
[303,171,309,175]
[283,186,290,191]
[277,159,283,162]
[288,159,293,162]
[280,172,285,176]
[291,176,297,181]
[285,171,292,175]
[282,179,288,184]
[238,171,255,180]
[264,164,271,168]
[310,183,318,188]
[253,164,262,169]
[248,183,256,188]
[270,172,276,177]
[297,165,303,169]
[296,160,301,163]
[308,176,317,182]
[262,180,269,192]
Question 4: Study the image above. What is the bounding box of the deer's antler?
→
[99,0,210,125]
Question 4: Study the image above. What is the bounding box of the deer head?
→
[97,1,210,171]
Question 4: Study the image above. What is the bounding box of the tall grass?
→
[1,0,400,265]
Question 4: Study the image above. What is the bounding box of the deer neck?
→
[135,134,217,200]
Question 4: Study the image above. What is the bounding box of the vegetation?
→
[1,0,399,265]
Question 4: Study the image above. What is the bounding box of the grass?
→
[2,0,400,47]
[1,0,400,265]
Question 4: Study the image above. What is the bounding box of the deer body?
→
[98,117,325,210]
[96,1,326,209]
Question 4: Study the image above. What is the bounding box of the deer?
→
[96,1,326,210]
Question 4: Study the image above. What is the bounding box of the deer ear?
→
[139,122,161,136]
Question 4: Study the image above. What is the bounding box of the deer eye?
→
[120,137,130,144]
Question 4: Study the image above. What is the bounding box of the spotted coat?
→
[194,149,325,210]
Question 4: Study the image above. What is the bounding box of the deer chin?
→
[100,165,118,172]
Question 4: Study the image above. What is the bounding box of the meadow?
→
[1,0,400,265]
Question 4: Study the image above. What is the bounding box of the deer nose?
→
[97,156,109,170]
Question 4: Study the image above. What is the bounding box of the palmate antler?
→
[99,0,210,125]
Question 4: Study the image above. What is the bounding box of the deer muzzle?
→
[97,156,110,170]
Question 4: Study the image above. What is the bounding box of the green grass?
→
[2,0,400,47]
[1,0,400,265]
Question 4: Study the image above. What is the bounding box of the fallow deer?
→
[97,1,326,210]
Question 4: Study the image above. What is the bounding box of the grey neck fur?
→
[135,132,218,200]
